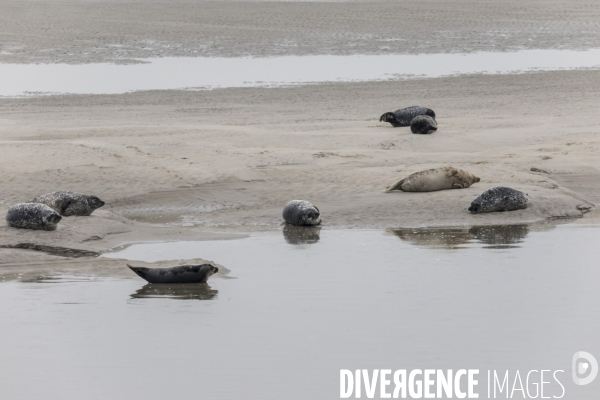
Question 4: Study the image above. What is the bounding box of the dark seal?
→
[127,264,219,284]
[379,106,436,127]
[282,200,321,226]
[31,191,105,216]
[5,203,62,231]
[410,115,438,134]
[468,187,529,214]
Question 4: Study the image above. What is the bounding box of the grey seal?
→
[5,203,62,231]
[30,191,105,216]
[379,106,436,127]
[282,200,321,226]
[469,187,529,213]
[410,115,438,134]
[127,264,218,284]
[387,167,480,192]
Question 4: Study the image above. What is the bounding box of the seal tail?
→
[386,178,406,192]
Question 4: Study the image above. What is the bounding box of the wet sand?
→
[1,1,600,264]
[2,1,600,64]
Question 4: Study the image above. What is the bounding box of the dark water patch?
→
[282,224,321,245]
[0,243,99,258]
[130,283,218,300]
[390,224,532,249]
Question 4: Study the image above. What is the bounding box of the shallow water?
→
[1,49,600,96]
[1,224,599,399]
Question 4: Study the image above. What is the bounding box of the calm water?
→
[0,224,599,399]
[1,49,600,96]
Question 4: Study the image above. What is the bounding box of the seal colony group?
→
[2,105,533,284]
[4,191,104,231]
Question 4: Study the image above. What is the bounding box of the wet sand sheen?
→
[0,225,598,399]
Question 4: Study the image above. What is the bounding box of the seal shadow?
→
[282,224,321,245]
[389,224,531,249]
[130,283,218,300]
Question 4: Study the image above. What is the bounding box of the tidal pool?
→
[0,224,599,399]
[1,48,600,96]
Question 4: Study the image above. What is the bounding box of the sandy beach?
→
[1,0,600,266]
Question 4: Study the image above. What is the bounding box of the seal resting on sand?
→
[31,191,105,216]
[5,203,62,231]
[468,187,529,213]
[379,106,436,127]
[410,115,438,134]
[127,264,219,284]
[387,167,480,192]
[283,200,321,226]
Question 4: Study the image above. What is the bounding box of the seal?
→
[5,203,62,231]
[468,187,529,213]
[31,191,105,216]
[282,200,321,226]
[410,115,437,134]
[379,106,436,127]
[127,264,219,284]
[387,167,480,192]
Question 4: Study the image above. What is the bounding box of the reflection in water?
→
[391,228,472,249]
[469,225,530,248]
[282,225,321,245]
[130,283,218,300]
[390,224,530,249]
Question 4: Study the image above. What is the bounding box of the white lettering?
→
[393,370,406,399]
[341,370,353,398]
[380,369,391,399]
[511,370,525,398]
[494,371,509,398]
[541,370,550,399]
[455,370,467,399]
[437,370,453,398]
[363,369,379,399]
[553,370,565,399]
[468,370,479,398]
[409,369,423,399]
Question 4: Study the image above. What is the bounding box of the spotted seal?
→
[468,187,529,213]
[5,203,62,231]
[31,191,105,216]
[387,167,480,192]
[410,115,438,134]
[127,264,218,284]
[379,106,436,127]
[282,200,321,226]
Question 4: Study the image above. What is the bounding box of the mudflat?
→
[1,0,600,260]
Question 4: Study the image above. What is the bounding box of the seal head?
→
[469,187,529,213]
[31,191,105,216]
[379,106,436,127]
[282,200,321,226]
[6,203,62,231]
[127,264,219,284]
[410,115,438,134]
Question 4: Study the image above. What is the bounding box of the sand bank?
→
[1,1,600,265]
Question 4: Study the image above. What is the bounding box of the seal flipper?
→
[386,178,406,192]
[60,200,72,216]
